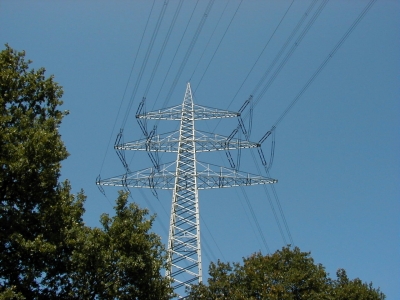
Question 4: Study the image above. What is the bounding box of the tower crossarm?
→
[195,162,277,189]
[115,130,259,153]
[96,161,277,190]
[136,104,239,120]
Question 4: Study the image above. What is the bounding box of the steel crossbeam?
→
[137,104,238,120]
[97,82,277,298]
[97,161,277,190]
[115,130,259,153]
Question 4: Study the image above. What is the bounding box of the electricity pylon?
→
[97,82,277,297]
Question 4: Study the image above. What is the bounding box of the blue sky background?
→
[1,1,399,298]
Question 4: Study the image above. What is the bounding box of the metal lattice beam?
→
[97,161,277,190]
[115,130,260,153]
[136,103,238,120]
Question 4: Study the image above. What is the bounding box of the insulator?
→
[226,127,238,145]
[238,116,248,138]
[114,129,123,147]
[259,126,276,144]
[135,97,146,117]
[96,175,106,196]
[238,95,253,113]
[257,147,268,167]
[225,150,236,169]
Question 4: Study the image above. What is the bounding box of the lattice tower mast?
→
[97,83,277,296]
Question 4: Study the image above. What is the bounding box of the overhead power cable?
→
[250,145,294,246]
[128,1,201,167]
[267,170,294,245]
[194,0,243,92]
[272,0,377,128]
[98,0,156,175]
[152,0,200,110]
[201,215,226,261]
[209,0,316,246]
[160,0,215,110]
[240,186,271,254]
[142,0,184,98]
[235,189,265,251]
[251,0,320,97]
[248,0,329,114]
[232,0,377,248]
[189,0,231,83]
[211,0,296,133]
[224,0,328,135]
[121,0,170,129]
[225,0,296,111]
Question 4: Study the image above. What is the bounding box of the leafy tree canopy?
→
[68,191,172,299]
[187,246,385,300]
[0,45,172,299]
[0,44,83,299]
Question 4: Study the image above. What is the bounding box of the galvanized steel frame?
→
[97,82,277,297]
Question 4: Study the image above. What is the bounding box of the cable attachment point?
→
[238,95,253,114]
[136,97,148,137]
[238,116,248,140]
[258,126,276,145]
[236,129,242,171]
[238,95,253,141]
[115,129,130,173]
[146,125,160,172]
[122,173,131,195]
[224,127,239,169]
[149,168,159,199]
[96,175,106,196]
[257,126,276,173]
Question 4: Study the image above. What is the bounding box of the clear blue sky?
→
[1,1,399,298]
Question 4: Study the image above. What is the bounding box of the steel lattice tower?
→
[167,84,202,290]
[97,83,277,297]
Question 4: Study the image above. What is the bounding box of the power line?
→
[225,0,296,111]
[160,0,215,110]
[249,145,293,246]
[201,215,226,261]
[235,189,265,251]
[152,0,201,110]
[267,172,294,245]
[251,0,320,97]
[142,0,184,98]
[194,0,243,92]
[211,0,296,133]
[189,0,231,82]
[227,0,377,249]
[98,0,156,175]
[249,0,329,112]
[272,0,377,128]
[240,186,271,254]
[121,0,170,129]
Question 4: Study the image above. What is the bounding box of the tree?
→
[332,269,385,300]
[0,45,172,299]
[69,192,173,299]
[187,246,385,300]
[0,44,85,298]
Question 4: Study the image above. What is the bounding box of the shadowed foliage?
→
[0,45,172,299]
[187,247,385,300]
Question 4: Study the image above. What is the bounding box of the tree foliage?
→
[0,44,85,298]
[0,45,172,299]
[68,192,172,299]
[187,247,385,300]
